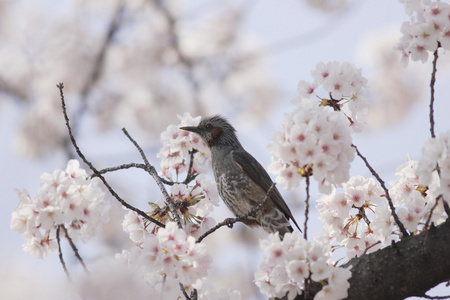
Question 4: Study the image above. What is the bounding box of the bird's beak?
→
[180,126,201,134]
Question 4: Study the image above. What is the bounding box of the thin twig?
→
[361,241,382,256]
[352,144,409,237]
[425,195,441,230]
[56,225,71,282]
[61,225,89,274]
[96,163,174,185]
[429,46,439,139]
[58,82,165,228]
[304,174,310,240]
[182,150,198,185]
[121,127,183,229]
[190,289,198,300]
[179,283,191,300]
[96,163,147,175]
[358,205,371,226]
[196,183,276,243]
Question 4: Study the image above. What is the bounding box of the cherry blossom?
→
[268,97,354,193]
[417,131,450,210]
[119,222,212,298]
[11,160,110,258]
[317,176,385,259]
[158,113,211,180]
[123,176,219,241]
[396,0,450,65]
[318,156,446,260]
[254,231,351,300]
[295,61,369,130]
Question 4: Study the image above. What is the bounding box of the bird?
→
[181,115,301,237]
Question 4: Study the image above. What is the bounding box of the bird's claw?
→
[224,218,234,228]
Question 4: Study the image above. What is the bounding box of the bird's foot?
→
[224,218,235,228]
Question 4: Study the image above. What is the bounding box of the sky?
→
[1,0,450,299]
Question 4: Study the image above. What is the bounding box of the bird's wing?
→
[231,149,301,232]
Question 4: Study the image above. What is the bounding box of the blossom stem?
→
[304,174,310,240]
[61,224,89,274]
[56,225,71,282]
[429,46,439,139]
[182,150,198,185]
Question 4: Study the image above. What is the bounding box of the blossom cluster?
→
[118,222,212,299]
[123,175,219,240]
[268,97,355,193]
[396,0,450,65]
[127,113,219,237]
[318,157,446,260]
[11,160,110,259]
[157,113,211,180]
[296,61,369,129]
[317,176,387,259]
[254,231,351,300]
[417,131,450,210]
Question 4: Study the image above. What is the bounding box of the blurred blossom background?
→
[1,0,450,299]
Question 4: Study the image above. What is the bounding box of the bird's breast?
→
[211,154,258,215]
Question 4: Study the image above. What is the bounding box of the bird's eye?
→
[205,123,212,130]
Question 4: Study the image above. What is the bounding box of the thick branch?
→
[343,220,450,300]
[296,220,450,300]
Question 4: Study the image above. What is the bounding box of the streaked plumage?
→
[181,115,301,236]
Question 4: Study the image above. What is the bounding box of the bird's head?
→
[180,115,242,149]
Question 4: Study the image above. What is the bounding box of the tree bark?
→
[296,220,450,300]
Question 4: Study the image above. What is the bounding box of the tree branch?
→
[179,283,191,300]
[343,220,450,300]
[295,220,450,300]
[121,128,183,229]
[182,150,198,185]
[61,224,89,274]
[429,46,439,139]
[352,144,409,237]
[56,225,71,282]
[58,82,165,228]
[196,183,276,243]
[304,174,310,240]
[96,163,146,175]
